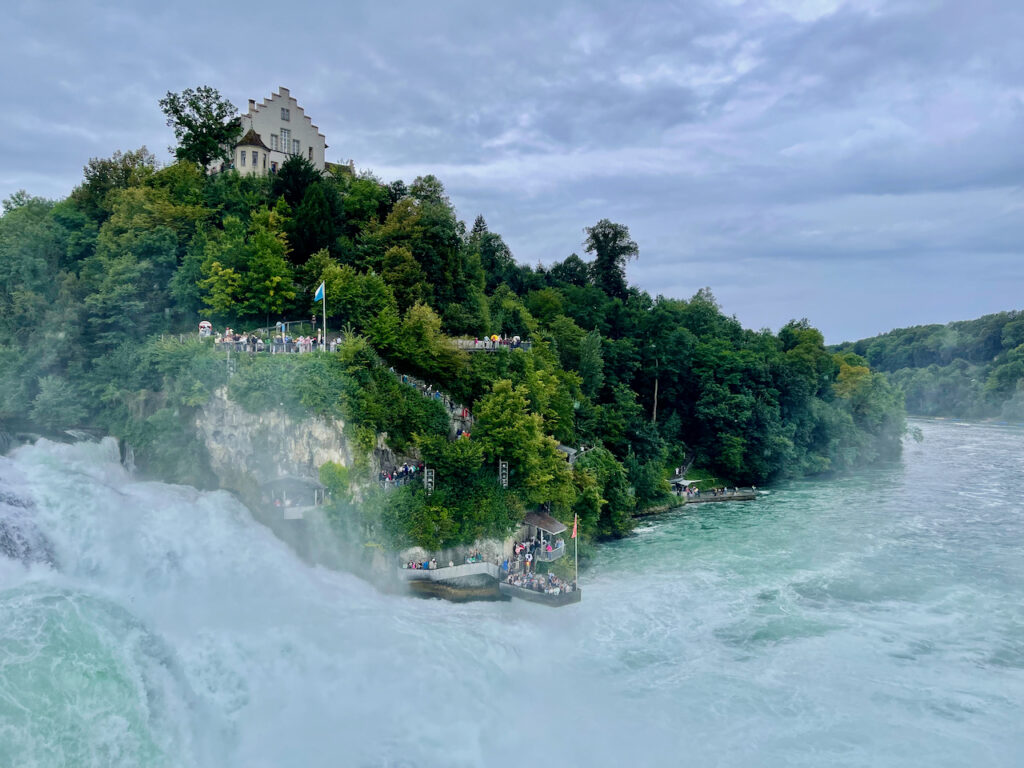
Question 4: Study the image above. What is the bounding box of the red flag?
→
[571,514,577,539]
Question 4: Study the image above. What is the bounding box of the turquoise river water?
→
[1,419,1022,766]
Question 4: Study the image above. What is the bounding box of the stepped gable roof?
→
[237,128,270,150]
[524,511,567,535]
[249,86,328,145]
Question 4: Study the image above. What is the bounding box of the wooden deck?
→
[683,491,757,503]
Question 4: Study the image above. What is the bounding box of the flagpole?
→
[574,513,579,588]
[322,290,327,349]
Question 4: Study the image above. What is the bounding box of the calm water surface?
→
[1,419,1022,766]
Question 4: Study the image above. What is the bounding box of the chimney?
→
[248,99,255,113]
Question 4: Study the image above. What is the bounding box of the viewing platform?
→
[261,476,327,520]
[399,539,580,607]
[454,338,532,353]
[668,475,759,504]
[399,561,499,582]
[498,581,582,606]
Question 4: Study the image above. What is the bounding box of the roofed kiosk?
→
[523,511,567,535]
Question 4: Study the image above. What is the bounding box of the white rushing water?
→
[1,421,1023,767]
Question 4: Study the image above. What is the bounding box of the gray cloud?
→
[2,0,1022,341]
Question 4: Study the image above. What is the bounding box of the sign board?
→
[499,460,509,489]
[424,467,435,495]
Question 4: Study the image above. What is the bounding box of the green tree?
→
[69,148,158,222]
[578,330,605,397]
[31,375,87,429]
[574,447,635,537]
[272,155,323,210]
[473,380,572,506]
[159,86,242,168]
[290,182,339,264]
[381,245,432,312]
[243,208,296,319]
[584,219,638,300]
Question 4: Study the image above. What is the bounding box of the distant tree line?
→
[834,311,1024,420]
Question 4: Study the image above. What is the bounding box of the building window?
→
[270,134,279,150]
[281,107,290,121]
[263,154,267,169]
[308,146,313,160]
[281,128,291,152]
[252,151,258,167]
[240,150,246,167]
[271,161,278,173]
[292,139,300,155]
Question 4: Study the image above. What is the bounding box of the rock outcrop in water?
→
[0,490,56,567]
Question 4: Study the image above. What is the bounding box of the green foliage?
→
[473,380,573,507]
[836,310,1024,418]
[307,251,399,349]
[199,209,296,322]
[272,156,323,212]
[143,337,227,407]
[319,461,351,502]
[575,447,635,538]
[160,86,241,168]
[578,330,604,397]
[229,353,303,416]
[30,375,87,429]
[70,148,158,222]
[584,219,638,300]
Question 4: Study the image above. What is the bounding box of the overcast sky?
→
[3,0,1022,342]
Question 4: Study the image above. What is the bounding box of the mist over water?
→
[1,421,1023,767]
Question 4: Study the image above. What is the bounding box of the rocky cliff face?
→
[195,388,353,489]
[193,389,511,593]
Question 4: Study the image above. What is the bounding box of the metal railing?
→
[453,339,532,352]
[531,542,566,562]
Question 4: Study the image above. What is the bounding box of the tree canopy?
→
[160,86,242,168]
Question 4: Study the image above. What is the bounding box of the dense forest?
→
[834,311,1024,420]
[0,87,906,550]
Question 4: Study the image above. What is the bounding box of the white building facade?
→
[223,87,328,176]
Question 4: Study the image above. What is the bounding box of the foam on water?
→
[1,423,1023,767]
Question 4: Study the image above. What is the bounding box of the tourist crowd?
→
[379,462,422,489]
[394,370,471,424]
[404,558,438,570]
[212,328,342,354]
[502,535,565,574]
[504,570,576,595]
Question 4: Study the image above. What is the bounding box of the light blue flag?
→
[314,281,325,302]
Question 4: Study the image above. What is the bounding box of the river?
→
[1,419,1022,767]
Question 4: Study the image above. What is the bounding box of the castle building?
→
[221,87,328,176]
